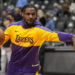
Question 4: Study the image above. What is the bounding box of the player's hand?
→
[72,35,75,51]
[0,28,5,45]
[0,28,4,33]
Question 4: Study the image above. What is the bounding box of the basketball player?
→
[0,5,75,75]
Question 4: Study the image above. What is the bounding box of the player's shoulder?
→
[8,20,22,27]
[35,25,52,32]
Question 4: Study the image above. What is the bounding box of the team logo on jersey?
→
[15,35,33,44]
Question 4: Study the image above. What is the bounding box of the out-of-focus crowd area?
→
[0,0,75,33]
[0,0,75,75]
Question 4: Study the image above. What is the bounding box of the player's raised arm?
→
[36,26,73,42]
[40,26,75,50]
[36,25,75,49]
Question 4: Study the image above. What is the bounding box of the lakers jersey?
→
[2,20,72,73]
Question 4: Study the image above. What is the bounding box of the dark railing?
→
[40,42,75,75]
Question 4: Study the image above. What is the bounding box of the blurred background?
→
[0,0,75,75]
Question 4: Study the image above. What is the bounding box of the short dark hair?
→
[21,4,37,14]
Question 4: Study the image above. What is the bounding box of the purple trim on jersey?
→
[8,19,41,28]
[36,25,73,41]
[33,19,41,26]
[36,25,52,32]
[7,43,39,73]
[20,19,41,28]
[8,21,21,27]
[57,32,72,41]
